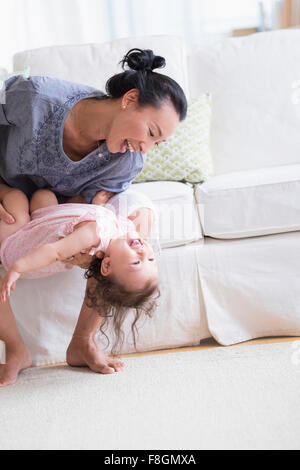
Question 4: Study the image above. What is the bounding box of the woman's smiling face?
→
[105,89,180,155]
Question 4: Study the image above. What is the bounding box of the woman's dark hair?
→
[105,48,187,121]
[84,256,160,356]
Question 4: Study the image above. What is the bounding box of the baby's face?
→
[101,231,158,291]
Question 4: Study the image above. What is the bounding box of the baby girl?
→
[0,186,159,386]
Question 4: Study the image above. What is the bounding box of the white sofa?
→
[1,30,300,366]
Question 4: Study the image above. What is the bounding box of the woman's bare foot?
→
[66,337,125,374]
[0,344,32,387]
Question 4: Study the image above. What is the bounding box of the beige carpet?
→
[1,338,300,450]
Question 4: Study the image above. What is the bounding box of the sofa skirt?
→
[1,231,300,366]
[0,240,208,366]
[197,231,300,345]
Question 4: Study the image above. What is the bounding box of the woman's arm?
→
[127,207,154,240]
[0,221,99,302]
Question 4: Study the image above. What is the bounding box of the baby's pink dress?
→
[0,203,135,279]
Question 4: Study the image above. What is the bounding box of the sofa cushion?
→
[188,29,300,174]
[134,95,213,184]
[195,164,300,239]
[13,35,189,99]
[133,181,203,248]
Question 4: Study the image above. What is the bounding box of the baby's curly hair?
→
[84,256,160,356]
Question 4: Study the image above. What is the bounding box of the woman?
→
[0,48,187,382]
[0,48,187,220]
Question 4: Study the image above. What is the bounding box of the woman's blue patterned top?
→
[0,75,144,202]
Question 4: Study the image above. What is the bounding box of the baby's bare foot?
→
[66,337,125,374]
[0,344,32,387]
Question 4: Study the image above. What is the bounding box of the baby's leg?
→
[29,189,58,213]
[0,188,30,244]
[0,298,32,386]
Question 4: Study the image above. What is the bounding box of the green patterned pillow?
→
[133,94,213,184]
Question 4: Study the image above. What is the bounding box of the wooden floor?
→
[34,336,300,368]
[122,336,300,357]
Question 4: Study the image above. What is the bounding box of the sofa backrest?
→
[13,35,189,101]
[13,31,300,176]
[187,29,300,174]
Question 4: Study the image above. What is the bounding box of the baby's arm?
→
[0,221,100,302]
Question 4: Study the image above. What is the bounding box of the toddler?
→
[0,187,159,386]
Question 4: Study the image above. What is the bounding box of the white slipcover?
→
[1,31,298,366]
[133,181,203,247]
[187,29,300,174]
[13,35,190,100]
[3,228,300,366]
[0,182,206,366]
[198,232,300,345]
[195,163,300,239]
[1,240,208,366]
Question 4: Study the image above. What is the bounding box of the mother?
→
[0,48,187,215]
[0,48,187,377]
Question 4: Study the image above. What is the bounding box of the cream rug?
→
[1,340,300,450]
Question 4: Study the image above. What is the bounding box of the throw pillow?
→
[133,94,213,184]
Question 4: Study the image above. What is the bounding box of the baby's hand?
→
[92,190,115,206]
[64,250,104,269]
[0,269,20,303]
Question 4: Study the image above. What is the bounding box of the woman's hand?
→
[64,250,104,269]
[0,178,15,224]
[92,190,115,206]
[0,269,21,303]
[66,190,115,207]
[128,207,154,240]
[0,203,15,224]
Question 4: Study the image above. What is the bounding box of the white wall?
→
[0,0,272,70]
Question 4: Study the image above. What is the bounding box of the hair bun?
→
[120,48,166,73]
